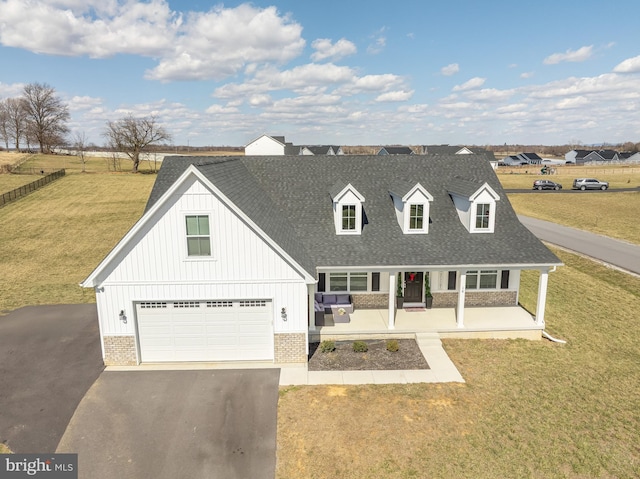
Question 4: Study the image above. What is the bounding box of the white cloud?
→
[68,95,103,111]
[543,45,593,65]
[367,27,386,55]
[452,77,486,91]
[147,5,305,81]
[0,0,179,58]
[0,1,305,81]
[311,38,357,62]
[520,71,534,79]
[441,63,459,76]
[375,90,414,102]
[613,55,640,73]
[248,94,272,107]
[555,96,589,109]
[205,104,240,114]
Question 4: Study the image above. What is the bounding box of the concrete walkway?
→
[108,333,465,386]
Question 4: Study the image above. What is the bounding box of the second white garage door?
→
[136,300,274,362]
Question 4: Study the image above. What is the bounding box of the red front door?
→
[404,272,423,303]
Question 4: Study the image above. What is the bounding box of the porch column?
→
[307,283,316,331]
[456,272,466,328]
[388,272,396,330]
[535,269,549,326]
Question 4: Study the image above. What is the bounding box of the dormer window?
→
[447,177,500,234]
[330,182,365,235]
[388,181,432,234]
[342,205,357,231]
[409,204,424,230]
[475,203,490,229]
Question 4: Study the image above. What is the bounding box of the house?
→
[244,134,299,155]
[81,154,561,366]
[299,145,344,155]
[583,149,619,162]
[500,155,528,166]
[564,149,592,164]
[378,146,415,155]
[517,152,543,165]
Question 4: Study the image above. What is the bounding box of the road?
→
[518,215,640,276]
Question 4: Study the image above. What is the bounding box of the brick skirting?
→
[352,293,388,309]
[433,290,518,308]
[274,333,307,363]
[103,335,137,366]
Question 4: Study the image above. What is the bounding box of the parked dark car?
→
[532,180,562,191]
[572,178,609,190]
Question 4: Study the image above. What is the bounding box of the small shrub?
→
[353,340,368,352]
[386,339,399,352]
[320,340,335,353]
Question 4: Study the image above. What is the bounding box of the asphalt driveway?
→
[56,369,280,479]
[0,304,104,453]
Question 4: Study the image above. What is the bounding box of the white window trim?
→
[183,212,216,261]
[405,202,428,234]
[340,204,359,233]
[470,201,495,233]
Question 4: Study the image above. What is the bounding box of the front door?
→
[404,272,423,303]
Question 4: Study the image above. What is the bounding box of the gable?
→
[244,135,286,155]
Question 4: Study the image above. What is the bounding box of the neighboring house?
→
[299,145,344,155]
[517,152,543,165]
[244,134,298,155]
[583,150,619,162]
[501,155,528,166]
[378,146,415,155]
[81,154,561,367]
[565,149,592,164]
[622,152,640,162]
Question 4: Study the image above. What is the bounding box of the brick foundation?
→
[433,290,518,308]
[103,336,137,366]
[274,333,307,363]
[352,293,388,309]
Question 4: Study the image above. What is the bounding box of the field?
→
[1,159,639,476]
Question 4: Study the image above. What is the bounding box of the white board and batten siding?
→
[244,135,285,155]
[95,174,309,347]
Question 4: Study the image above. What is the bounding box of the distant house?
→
[245,134,299,155]
[421,145,491,156]
[583,150,619,162]
[378,146,415,155]
[501,155,528,166]
[517,152,543,165]
[565,149,592,164]
[621,152,640,161]
[299,145,344,155]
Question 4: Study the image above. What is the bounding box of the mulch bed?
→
[308,339,429,371]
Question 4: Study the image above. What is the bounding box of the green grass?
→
[497,164,640,190]
[0,173,154,312]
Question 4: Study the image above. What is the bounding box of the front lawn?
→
[277,249,640,478]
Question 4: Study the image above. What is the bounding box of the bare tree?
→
[103,115,172,173]
[0,100,9,150]
[73,131,89,173]
[22,82,70,153]
[5,98,28,152]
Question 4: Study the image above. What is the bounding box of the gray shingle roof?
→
[147,155,560,275]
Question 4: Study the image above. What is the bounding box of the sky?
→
[1,0,639,148]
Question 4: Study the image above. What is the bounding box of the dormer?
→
[447,177,500,233]
[389,181,433,234]
[330,182,365,235]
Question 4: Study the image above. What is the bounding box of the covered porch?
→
[309,306,542,342]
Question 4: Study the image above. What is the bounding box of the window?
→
[342,205,356,231]
[475,203,490,229]
[409,204,424,230]
[465,270,498,289]
[185,215,211,256]
[329,272,368,292]
[350,272,368,291]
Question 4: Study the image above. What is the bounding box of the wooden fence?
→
[0,169,66,208]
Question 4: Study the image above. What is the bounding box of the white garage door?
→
[136,300,274,362]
